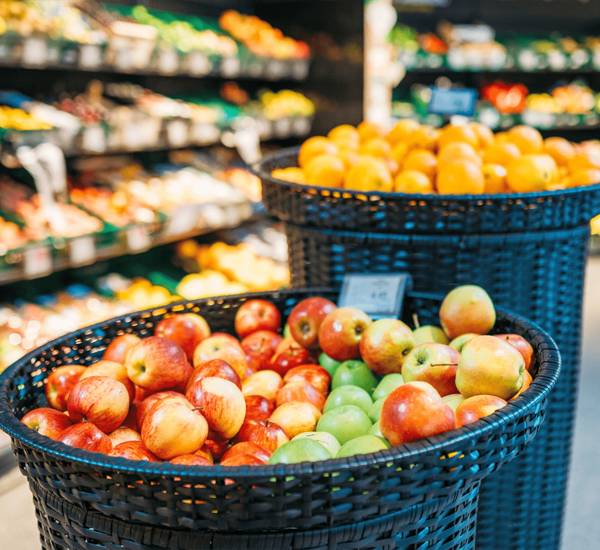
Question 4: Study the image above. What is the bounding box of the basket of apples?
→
[0,287,559,550]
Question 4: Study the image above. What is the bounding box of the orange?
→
[543,137,575,166]
[402,149,437,180]
[567,169,600,188]
[271,167,307,184]
[336,148,361,169]
[328,125,360,143]
[360,137,393,158]
[568,151,600,174]
[344,158,393,192]
[305,154,345,188]
[506,154,558,192]
[438,124,479,151]
[387,118,420,145]
[437,160,484,195]
[482,164,508,194]
[506,125,543,155]
[483,142,521,167]
[406,124,440,152]
[591,214,600,235]
[390,142,410,164]
[332,135,360,151]
[357,121,387,143]
[469,122,495,149]
[494,132,510,145]
[394,170,433,194]
[298,137,339,169]
[438,142,482,167]
[386,158,401,176]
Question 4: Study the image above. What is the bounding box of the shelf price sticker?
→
[187,51,212,76]
[126,225,151,253]
[428,87,477,117]
[82,125,106,153]
[193,123,220,145]
[338,273,413,320]
[69,236,96,266]
[22,37,48,67]
[164,205,199,237]
[158,49,179,75]
[167,119,189,147]
[23,245,52,279]
[221,57,240,77]
[265,59,287,80]
[79,44,102,70]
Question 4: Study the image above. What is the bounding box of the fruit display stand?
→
[0,289,559,550]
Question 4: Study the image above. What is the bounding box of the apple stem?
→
[430,363,459,367]
[413,314,420,329]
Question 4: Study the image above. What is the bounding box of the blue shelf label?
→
[428,87,478,117]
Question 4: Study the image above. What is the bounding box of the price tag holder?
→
[69,236,96,266]
[428,87,477,117]
[23,245,52,279]
[338,273,413,320]
[126,225,151,253]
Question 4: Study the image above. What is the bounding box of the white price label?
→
[274,118,292,138]
[158,49,178,74]
[115,48,132,71]
[291,59,310,80]
[167,119,189,147]
[200,204,226,228]
[193,123,220,144]
[23,245,52,279]
[518,50,538,71]
[265,59,286,80]
[257,118,272,140]
[126,225,151,252]
[124,124,143,150]
[570,48,589,68]
[292,117,311,136]
[79,44,102,70]
[164,205,199,237]
[69,236,95,266]
[82,126,106,153]
[220,56,240,77]
[548,50,566,70]
[22,37,48,67]
[187,51,212,75]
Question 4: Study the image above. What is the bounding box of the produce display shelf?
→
[402,65,600,74]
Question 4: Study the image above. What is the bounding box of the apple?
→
[167,361,194,394]
[380,382,456,447]
[413,326,449,346]
[332,360,377,394]
[103,334,140,364]
[235,299,281,338]
[109,441,161,462]
[323,385,373,414]
[270,339,313,377]
[268,438,332,465]
[221,442,271,464]
[120,405,139,431]
[283,365,331,396]
[367,397,386,423]
[372,374,404,401]
[244,395,275,422]
[319,353,342,377]
[79,360,135,403]
[283,324,291,338]
[318,308,372,362]
[276,381,325,410]
[193,336,248,380]
[245,364,257,379]
[211,332,239,343]
[136,391,183,429]
[368,421,382,438]
[185,359,241,392]
[495,334,534,370]
[510,370,533,401]
[241,330,282,371]
[194,444,214,463]
[220,454,265,467]
[126,337,190,392]
[56,423,112,454]
[336,435,391,458]
[45,365,86,411]
[443,394,466,412]
[359,319,415,376]
[186,377,246,440]
[242,370,283,401]
[402,343,460,397]
[204,439,231,461]
[316,405,372,445]
[234,419,289,452]
[455,395,508,428]
[134,385,153,404]
[170,454,212,466]
[269,401,322,439]
[67,376,130,433]
[449,333,479,352]
[141,395,208,460]
[155,313,211,362]
[293,431,341,457]
[439,285,496,340]
[108,427,142,447]
[456,336,525,400]
[288,297,337,350]
[22,408,72,439]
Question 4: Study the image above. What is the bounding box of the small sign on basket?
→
[428,87,477,117]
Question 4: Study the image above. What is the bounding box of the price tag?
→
[193,123,220,144]
[570,48,589,68]
[220,56,240,77]
[187,51,212,75]
[167,119,189,147]
[158,49,178,74]
[292,59,310,80]
[126,225,151,253]
[274,117,292,138]
[22,37,48,67]
[265,59,286,80]
[338,274,413,319]
[69,236,95,266]
[518,50,538,71]
[548,50,566,70]
[115,48,132,71]
[82,125,106,152]
[164,205,199,237]
[23,245,52,279]
[451,24,494,44]
[428,87,477,117]
[124,124,143,150]
[79,44,102,69]
[292,117,311,136]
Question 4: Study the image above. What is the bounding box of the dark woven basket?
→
[0,290,559,537]
[253,147,600,235]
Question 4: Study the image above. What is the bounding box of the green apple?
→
[317,405,372,445]
[283,323,291,339]
[449,333,479,352]
[323,385,373,414]
[368,421,383,437]
[332,360,378,393]
[319,352,342,377]
[293,431,341,457]
[372,373,404,401]
[443,393,466,412]
[367,396,386,423]
[268,438,332,465]
[413,326,449,346]
[336,435,391,458]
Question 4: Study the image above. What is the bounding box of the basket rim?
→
[0,288,560,480]
[252,146,600,201]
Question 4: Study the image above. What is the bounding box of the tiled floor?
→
[1,257,599,549]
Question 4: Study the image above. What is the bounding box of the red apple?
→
[245,364,257,379]
[185,359,241,392]
[221,441,271,464]
[108,427,142,447]
[270,339,313,377]
[233,419,289,452]
[269,401,322,439]
[22,408,72,440]
[380,382,456,447]
[402,343,460,397]
[235,299,281,338]
[170,454,212,466]
[220,454,265,467]
[45,365,86,411]
[134,385,153,404]
[211,332,239,343]
[360,319,415,376]
[242,370,283,401]
[276,380,325,410]
[244,395,276,421]
[495,334,534,371]
[155,313,211,362]
[167,361,194,394]
[120,405,139,431]
[203,439,230,461]
[186,377,246,440]
[193,336,248,380]
[510,370,533,401]
[79,360,135,403]
[318,308,372,362]
[439,285,496,340]
[136,391,183,429]
[288,297,337,350]
[67,376,130,433]
[241,330,282,371]
[141,395,209,460]
[126,337,190,392]
[109,441,161,461]
[194,444,214,463]
[283,365,331,396]
[103,334,140,364]
[455,395,507,428]
[56,423,112,454]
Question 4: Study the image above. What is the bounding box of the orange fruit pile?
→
[271,121,600,194]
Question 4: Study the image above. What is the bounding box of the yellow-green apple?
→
[402,343,460,397]
[323,385,373,414]
[45,365,86,411]
[194,444,214,463]
[293,431,341,457]
[367,397,386,423]
[276,381,325,410]
[372,374,404,401]
[368,421,382,437]
[456,335,525,400]
[67,376,130,433]
[235,299,281,338]
[269,401,322,439]
[108,441,161,461]
[221,441,272,464]
[270,338,313,377]
[332,360,377,393]
[319,353,341,377]
[103,334,140,364]
[108,427,142,447]
[136,391,183,429]
[449,333,479,352]
[185,377,246,440]
[455,395,507,428]
[155,313,211,362]
[510,370,533,401]
[336,434,391,458]
[126,337,190,392]
[413,326,449,346]
[241,330,282,371]
[359,319,415,376]
[244,394,276,422]
[380,382,456,447]
[318,308,372,362]
[268,438,332,464]
[170,454,212,466]
[316,405,372,445]
[242,370,283,401]
[288,297,337,350]
[79,360,135,403]
[442,394,466,412]
[141,395,208,460]
[185,359,241,392]
[439,285,496,340]
[22,408,72,439]
[203,438,230,461]
[234,419,289,452]
[56,422,112,454]
[495,334,534,370]
[283,364,331,396]
[193,335,248,380]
